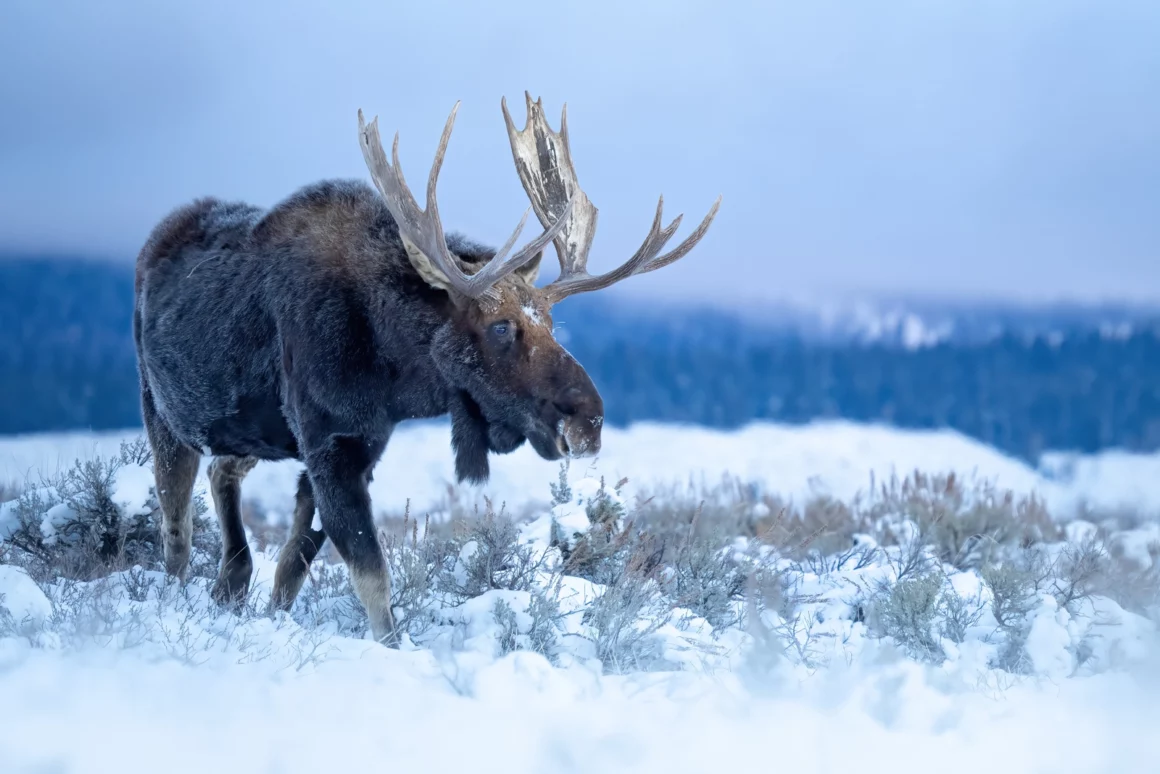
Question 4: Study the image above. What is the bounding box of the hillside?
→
[4,255,1160,461]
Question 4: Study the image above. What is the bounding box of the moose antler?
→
[502,92,721,304]
[358,102,575,302]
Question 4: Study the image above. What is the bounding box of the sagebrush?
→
[3,449,1158,678]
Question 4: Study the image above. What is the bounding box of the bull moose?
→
[132,92,720,644]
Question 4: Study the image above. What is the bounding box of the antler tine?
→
[358,106,473,296]
[629,194,723,276]
[466,195,576,294]
[358,104,574,303]
[543,195,721,303]
[502,91,721,305]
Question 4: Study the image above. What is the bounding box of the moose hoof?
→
[210,555,253,609]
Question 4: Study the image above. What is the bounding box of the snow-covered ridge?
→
[622,294,1160,350]
[5,420,1160,523]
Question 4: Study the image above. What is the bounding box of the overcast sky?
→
[1,0,1157,306]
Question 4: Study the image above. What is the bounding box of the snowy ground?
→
[4,419,1160,521]
[2,420,1160,773]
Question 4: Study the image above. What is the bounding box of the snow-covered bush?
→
[581,554,672,673]
[0,438,217,582]
[864,571,985,663]
[549,473,634,584]
[2,444,1156,683]
[666,532,747,629]
[380,510,456,639]
[491,590,564,663]
[866,572,946,662]
[440,501,551,602]
[859,471,1060,569]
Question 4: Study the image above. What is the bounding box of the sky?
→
[1,0,1158,307]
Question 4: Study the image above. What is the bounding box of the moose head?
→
[357,93,721,482]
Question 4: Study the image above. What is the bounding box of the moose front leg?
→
[305,434,396,645]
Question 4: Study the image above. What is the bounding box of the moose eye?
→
[489,321,513,340]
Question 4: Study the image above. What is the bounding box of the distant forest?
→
[4,255,1160,463]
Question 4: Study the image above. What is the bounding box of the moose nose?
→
[553,384,604,457]
[553,386,586,416]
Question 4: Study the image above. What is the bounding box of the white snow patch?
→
[1112,523,1160,569]
[0,565,52,629]
[0,499,22,542]
[1065,519,1099,544]
[1024,595,1074,679]
[112,463,156,518]
[521,303,545,327]
[39,502,78,545]
[1039,448,1160,517]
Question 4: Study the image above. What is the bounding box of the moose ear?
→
[512,249,544,286]
[401,238,456,293]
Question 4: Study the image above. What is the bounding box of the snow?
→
[521,303,544,327]
[1114,524,1160,569]
[1039,447,1160,515]
[522,475,623,552]
[1024,594,1075,678]
[0,500,21,542]
[112,462,157,518]
[8,419,1160,524]
[2,420,1160,772]
[0,612,1157,773]
[0,566,51,629]
[37,502,78,545]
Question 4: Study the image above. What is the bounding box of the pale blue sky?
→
[1,0,1157,305]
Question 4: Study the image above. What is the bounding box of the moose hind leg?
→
[207,455,258,606]
[307,436,395,645]
[142,387,201,580]
[270,471,328,612]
